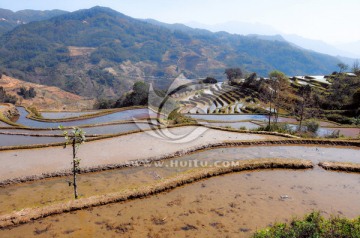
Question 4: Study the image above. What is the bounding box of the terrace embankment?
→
[0,103,19,124]
[319,161,360,172]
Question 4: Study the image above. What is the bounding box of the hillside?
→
[0,6,341,99]
[0,75,94,110]
[0,8,67,35]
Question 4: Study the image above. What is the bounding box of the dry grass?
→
[0,158,313,229]
[0,75,94,111]
[68,46,96,57]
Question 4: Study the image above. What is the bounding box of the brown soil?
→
[0,75,94,111]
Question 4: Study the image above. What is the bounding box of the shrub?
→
[202,77,217,84]
[28,106,42,118]
[324,130,340,139]
[244,106,268,114]
[305,119,319,133]
[326,113,354,124]
[257,123,294,134]
[168,110,196,125]
[18,86,36,99]
[0,86,17,104]
[253,212,360,238]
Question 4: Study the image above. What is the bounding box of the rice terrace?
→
[1,1,360,237]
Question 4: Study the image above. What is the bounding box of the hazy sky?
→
[1,0,359,44]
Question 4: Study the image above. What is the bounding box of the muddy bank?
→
[0,158,312,229]
[319,161,360,173]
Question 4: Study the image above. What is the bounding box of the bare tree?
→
[352,59,360,74]
[337,63,349,73]
[225,68,243,81]
[259,82,275,127]
[294,85,312,131]
[268,70,290,124]
[60,126,86,199]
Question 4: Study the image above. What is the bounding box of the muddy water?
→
[0,145,359,216]
[0,134,64,147]
[326,127,360,138]
[14,107,157,128]
[1,169,360,238]
[0,165,179,214]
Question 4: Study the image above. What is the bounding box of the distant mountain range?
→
[0,8,67,35]
[0,6,341,98]
[187,21,360,59]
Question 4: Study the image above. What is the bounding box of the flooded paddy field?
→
[0,122,156,137]
[13,107,158,128]
[0,126,280,181]
[40,111,99,120]
[188,114,297,123]
[0,145,359,217]
[1,168,359,238]
[0,121,11,127]
[205,121,260,130]
[189,113,359,138]
[0,134,64,147]
[316,127,360,138]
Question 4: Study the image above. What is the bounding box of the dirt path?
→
[0,126,282,181]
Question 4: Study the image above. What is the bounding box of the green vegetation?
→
[18,86,36,99]
[96,81,150,109]
[305,119,320,134]
[202,77,217,84]
[257,123,294,135]
[253,212,360,238]
[116,81,149,107]
[0,8,67,35]
[168,110,197,124]
[27,106,42,118]
[224,68,360,126]
[0,86,17,104]
[60,126,86,199]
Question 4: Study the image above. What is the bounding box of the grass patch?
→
[256,123,295,135]
[168,110,197,124]
[253,212,360,238]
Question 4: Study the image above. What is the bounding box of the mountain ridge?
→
[186,20,360,59]
[0,6,341,98]
[0,8,68,35]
